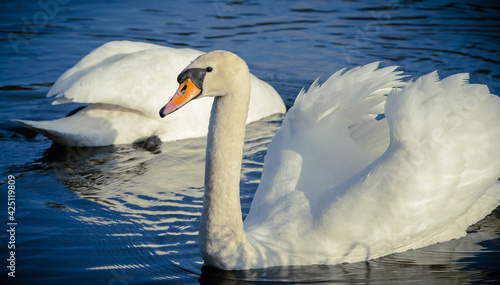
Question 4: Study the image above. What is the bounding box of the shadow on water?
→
[2,0,500,283]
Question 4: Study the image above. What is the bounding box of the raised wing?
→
[245,63,405,235]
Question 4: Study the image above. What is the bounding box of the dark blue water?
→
[1,0,500,284]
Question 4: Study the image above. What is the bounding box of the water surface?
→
[1,0,499,284]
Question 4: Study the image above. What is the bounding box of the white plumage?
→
[15,41,285,146]
[160,51,500,270]
[245,63,500,267]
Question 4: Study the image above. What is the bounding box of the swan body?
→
[15,41,285,146]
[160,51,500,270]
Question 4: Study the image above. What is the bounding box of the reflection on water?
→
[10,110,499,284]
[7,116,279,284]
[1,0,499,284]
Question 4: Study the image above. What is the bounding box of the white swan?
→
[15,41,285,146]
[160,51,500,270]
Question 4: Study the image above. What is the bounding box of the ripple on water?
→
[2,0,500,284]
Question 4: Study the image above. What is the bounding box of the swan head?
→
[159,50,248,117]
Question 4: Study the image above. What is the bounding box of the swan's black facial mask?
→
[159,68,207,117]
[177,68,207,90]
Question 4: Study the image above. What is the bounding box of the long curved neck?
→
[199,77,253,269]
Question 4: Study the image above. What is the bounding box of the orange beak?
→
[159,78,202,117]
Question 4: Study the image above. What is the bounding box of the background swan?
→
[15,41,285,146]
[160,51,500,270]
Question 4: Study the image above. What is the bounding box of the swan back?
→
[48,41,285,122]
[17,41,285,146]
[313,72,500,262]
[243,63,500,267]
[48,41,204,119]
[245,63,405,234]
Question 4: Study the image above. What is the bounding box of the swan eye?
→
[206,67,213,72]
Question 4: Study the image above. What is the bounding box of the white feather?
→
[15,41,285,146]
[241,63,500,267]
